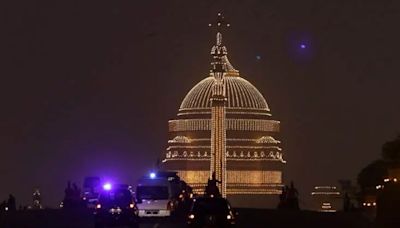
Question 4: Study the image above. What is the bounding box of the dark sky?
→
[2,0,400,207]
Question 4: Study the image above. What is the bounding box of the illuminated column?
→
[209,13,229,198]
[210,76,227,197]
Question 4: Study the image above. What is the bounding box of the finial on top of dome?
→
[208,12,230,43]
[209,12,230,74]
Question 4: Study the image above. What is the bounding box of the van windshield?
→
[136,186,169,200]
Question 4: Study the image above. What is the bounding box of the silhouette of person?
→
[287,181,299,210]
[278,186,287,209]
[7,194,16,211]
[0,200,6,211]
[205,172,221,197]
[72,182,82,207]
[343,192,350,212]
[63,181,74,208]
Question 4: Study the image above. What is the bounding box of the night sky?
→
[2,0,400,208]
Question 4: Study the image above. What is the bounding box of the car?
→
[94,184,139,228]
[136,179,172,217]
[187,197,237,228]
[136,172,185,217]
[82,176,101,209]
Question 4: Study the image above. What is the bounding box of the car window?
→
[99,189,132,206]
[136,186,169,200]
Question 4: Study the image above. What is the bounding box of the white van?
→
[136,175,174,217]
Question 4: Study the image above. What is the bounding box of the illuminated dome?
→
[162,14,285,208]
[179,75,270,114]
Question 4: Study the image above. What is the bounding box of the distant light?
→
[227,214,232,220]
[188,214,195,219]
[129,203,135,208]
[300,44,306,49]
[96,204,101,209]
[394,178,398,182]
[256,55,261,60]
[5,207,8,211]
[150,172,156,179]
[103,183,112,191]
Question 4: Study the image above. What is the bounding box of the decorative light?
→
[103,183,112,191]
[168,118,280,132]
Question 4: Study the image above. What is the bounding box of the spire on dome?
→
[209,13,230,74]
[209,13,238,75]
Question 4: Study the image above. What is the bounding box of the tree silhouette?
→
[357,135,400,193]
[357,160,388,193]
[382,134,400,163]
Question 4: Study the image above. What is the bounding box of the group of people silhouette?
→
[62,181,84,209]
[278,181,300,210]
[0,194,16,212]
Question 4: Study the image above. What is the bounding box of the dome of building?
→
[179,75,270,114]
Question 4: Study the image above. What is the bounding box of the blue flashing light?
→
[103,183,112,191]
[149,172,156,179]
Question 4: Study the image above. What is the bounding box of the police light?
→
[103,183,112,191]
[149,172,156,179]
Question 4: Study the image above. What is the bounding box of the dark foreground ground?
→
[0,208,375,228]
